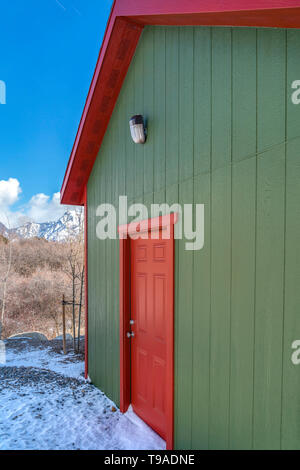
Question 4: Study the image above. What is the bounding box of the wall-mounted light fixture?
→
[129,115,146,144]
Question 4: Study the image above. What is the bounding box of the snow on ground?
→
[0,339,165,450]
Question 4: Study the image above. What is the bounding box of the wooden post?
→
[62,294,66,355]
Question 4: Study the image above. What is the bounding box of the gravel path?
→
[0,366,87,389]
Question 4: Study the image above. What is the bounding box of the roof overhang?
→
[61,0,300,205]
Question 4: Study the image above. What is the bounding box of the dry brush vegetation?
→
[0,236,85,341]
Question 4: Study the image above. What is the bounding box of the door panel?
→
[130,227,173,439]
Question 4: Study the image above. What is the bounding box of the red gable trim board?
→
[61,0,300,205]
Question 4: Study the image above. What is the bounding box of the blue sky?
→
[0,0,113,226]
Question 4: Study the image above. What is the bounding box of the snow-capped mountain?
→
[2,210,83,242]
[0,222,9,238]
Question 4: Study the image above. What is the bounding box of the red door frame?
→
[118,213,178,450]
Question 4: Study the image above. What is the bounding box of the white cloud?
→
[27,192,67,223]
[0,178,22,227]
[0,178,72,228]
[0,178,21,208]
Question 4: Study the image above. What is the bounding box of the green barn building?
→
[61,0,300,450]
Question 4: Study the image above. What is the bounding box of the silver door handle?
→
[126,331,135,338]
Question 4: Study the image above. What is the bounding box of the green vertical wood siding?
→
[87,26,300,449]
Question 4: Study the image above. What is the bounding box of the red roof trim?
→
[116,0,300,17]
[61,0,300,205]
[60,1,117,203]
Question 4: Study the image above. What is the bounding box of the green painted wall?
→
[87,26,300,449]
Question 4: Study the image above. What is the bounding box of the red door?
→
[130,227,174,440]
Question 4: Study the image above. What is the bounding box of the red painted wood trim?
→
[115,0,300,16]
[118,212,178,236]
[166,221,175,451]
[127,8,300,28]
[61,0,300,206]
[61,15,143,205]
[84,186,88,379]
[119,213,177,449]
[119,237,131,413]
[61,0,117,201]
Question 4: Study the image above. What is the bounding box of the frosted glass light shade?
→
[129,115,146,144]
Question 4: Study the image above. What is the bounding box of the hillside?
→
[0,220,85,340]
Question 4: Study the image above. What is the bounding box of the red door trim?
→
[119,232,131,413]
[118,213,178,450]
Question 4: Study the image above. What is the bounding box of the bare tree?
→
[63,208,85,352]
[76,208,85,352]
[0,217,13,339]
[5,267,69,339]
[0,210,85,344]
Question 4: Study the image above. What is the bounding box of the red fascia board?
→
[61,9,143,204]
[126,8,300,28]
[61,0,300,205]
[116,0,300,17]
[61,0,117,202]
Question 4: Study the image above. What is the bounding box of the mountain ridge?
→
[0,209,83,242]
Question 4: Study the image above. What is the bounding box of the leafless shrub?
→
[0,234,85,340]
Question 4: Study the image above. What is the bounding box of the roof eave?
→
[61,0,300,205]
